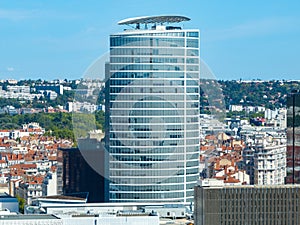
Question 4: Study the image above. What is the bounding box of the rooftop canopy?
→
[118,15,191,25]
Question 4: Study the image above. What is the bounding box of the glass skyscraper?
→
[105,16,200,202]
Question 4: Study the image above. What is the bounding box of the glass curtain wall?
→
[106,30,200,202]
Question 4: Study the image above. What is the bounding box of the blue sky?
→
[1,0,300,80]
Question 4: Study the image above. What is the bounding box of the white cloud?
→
[83,27,97,34]
[7,67,14,72]
[0,9,37,21]
[0,8,80,21]
[205,17,300,42]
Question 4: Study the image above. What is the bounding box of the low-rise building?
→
[0,193,18,212]
[0,214,62,225]
[0,213,159,225]
[7,85,30,94]
[229,105,243,112]
[35,85,63,95]
[15,177,44,205]
[42,171,58,197]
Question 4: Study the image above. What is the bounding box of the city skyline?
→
[1,1,300,81]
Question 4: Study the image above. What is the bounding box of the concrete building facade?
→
[254,142,286,185]
[195,184,300,225]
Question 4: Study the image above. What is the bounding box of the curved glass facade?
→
[106,29,200,202]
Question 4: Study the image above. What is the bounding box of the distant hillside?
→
[200,80,300,112]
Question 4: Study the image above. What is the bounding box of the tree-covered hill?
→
[201,80,300,111]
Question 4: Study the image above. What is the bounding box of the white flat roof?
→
[118,15,190,25]
[40,202,192,208]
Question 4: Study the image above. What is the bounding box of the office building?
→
[286,90,300,184]
[57,138,109,202]
[194,183,300,225]
[106,15,200,202]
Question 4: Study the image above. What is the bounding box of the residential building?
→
[241,146,255,184]
[265,108,287,128]
[244,106,255,113]
[255,106,266,112]
[240,131,286,185]
[106,15,200,202]
[7,85,30,94]
[229,105,243,112]
[201,114,228,135]
[6,79,18,85]
[43,90,58,100]
[15,178,44,205]
[66,101,99,113]
[42,171,58,196]
[35,84,63,95]
[254,137,286,185]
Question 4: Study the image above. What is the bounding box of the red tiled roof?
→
[205,135,217,140]
[10,164,37,170]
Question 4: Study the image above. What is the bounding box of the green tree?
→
[16,195,26,214]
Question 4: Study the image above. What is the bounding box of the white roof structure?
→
[118,15,190,25]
